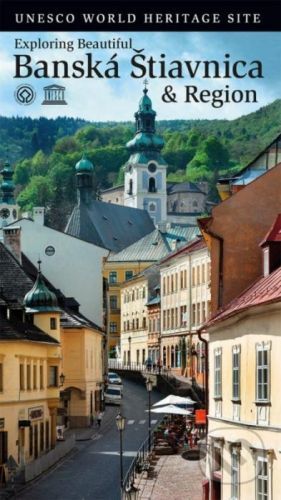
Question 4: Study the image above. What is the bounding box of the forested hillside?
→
[0,99,280,228]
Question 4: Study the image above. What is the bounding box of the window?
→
[45,421,50,450]
[167,276,170,295]
[148,177,156,193]
[0,364,3,392]
[256,343,270,401]
[163,277,166,295]
[196,303,201,325]
[136,350,140,364]
[214,349,222,398]
[171,309,174,329]
[202,264,206,283]
[33,364,37,390]
[183,270,187,288]
[109,271,117,284]
[167,309,170,329]
[125,270,133,281]
[128,179,133,195]
[110,322,117,333]
[175,274,178,291]
[180,306,187,327]
[143,317,147,329]
[180,271,183,289]
[29,426,33,456]
[40,422,44,452]
[231,448,240,500]
[192,304,196,325]
[256,457,269,500]
[50,317,57,330]
[48,366,58,387]
[142,349,146,364]
[142,287,146,299]
[197,266,201,285]
[192,267,196,286]
[136,318,139,329]
[202,302,206,323]
[163,310,166,330]
[40,365,44,389]
[27,364,31,390]
[110,295,118,310]
[232,347,241,400]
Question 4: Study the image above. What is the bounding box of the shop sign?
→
[28,406,44,421]
[195,409,207,425]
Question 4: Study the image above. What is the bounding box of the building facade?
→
[160,238,211,383]
[203,215,281,500]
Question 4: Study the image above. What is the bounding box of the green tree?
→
[17,176,53,210]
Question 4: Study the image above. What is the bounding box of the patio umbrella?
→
[149,404,192,415]
[153,395,196,407]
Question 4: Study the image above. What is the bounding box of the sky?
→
[0,31,280,121]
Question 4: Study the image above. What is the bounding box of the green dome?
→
[24,265,59,313]
[138,91,156,115]
[75,154,94,173]
[126,132,164,152]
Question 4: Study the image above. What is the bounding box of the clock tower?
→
[124,84,167,224]
[0,161,19,229]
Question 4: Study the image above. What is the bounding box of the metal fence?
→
[122,429,157,499]
[108,359,171,377]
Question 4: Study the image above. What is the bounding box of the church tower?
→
[0,161,19,229]
[124,84,167,224]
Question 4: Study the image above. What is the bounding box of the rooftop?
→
[107,224,200,262]
[202,266,281,330]
[260,213,281,246]
[65,199,155,253]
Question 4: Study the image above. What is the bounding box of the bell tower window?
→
[128,179,133,195]
[148,177,156,193]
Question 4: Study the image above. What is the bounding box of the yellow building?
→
[60,310,105,427]
[120,270,157,366]
[0,247,62,470]
[104,224,200,352]
[202,215,281,500]
[103,259,154,352]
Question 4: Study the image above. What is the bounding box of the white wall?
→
[8,219,108,327]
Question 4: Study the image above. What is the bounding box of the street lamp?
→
[146,378,153,452]
[128,336,131,368]
[59,373,65,387]
[116,413,126,490]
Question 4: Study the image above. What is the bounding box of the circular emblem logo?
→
[14,85,36,105]
[45,245,55,257]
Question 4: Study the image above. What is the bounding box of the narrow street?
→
[17,379,162,500]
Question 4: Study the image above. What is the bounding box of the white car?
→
[108,372,123,387]
[104,385,122,405]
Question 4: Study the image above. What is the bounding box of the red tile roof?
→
[201,266,281,329]
[260,214,281,246]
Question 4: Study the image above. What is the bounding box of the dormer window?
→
[263,247,269,277]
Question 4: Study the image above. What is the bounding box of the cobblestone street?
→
[136,454,204,500]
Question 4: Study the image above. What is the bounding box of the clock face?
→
[0,208,10,219]
[148,162,157,173]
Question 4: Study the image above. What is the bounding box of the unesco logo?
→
[14,84,36,105]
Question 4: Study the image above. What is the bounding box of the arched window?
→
[128,179,133,195]
[197,342,201,373]
[167,346,170,368]
[163,346,166,366]
[175,345,180,367]
[148,177,156,193]
[171,346,175,368]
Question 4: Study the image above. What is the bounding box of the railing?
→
[122,425,161,498]
[108,359,171,376]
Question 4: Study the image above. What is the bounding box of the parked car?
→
[104,385,123,405]
[108,372,123,387]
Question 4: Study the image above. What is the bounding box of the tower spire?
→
[75,154,94,205]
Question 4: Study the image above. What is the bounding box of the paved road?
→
[18,379,163,500]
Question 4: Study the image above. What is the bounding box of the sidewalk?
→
[135,453,204,500]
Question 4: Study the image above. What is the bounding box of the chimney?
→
[3,226,22,264]
[33,207,45,225]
